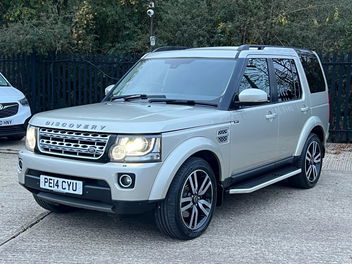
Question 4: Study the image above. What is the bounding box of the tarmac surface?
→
[0,139,351,263]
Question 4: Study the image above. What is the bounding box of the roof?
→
[144,45,310,60]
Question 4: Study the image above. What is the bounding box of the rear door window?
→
[273,59,302,102]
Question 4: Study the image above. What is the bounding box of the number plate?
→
[0,120,13,126]
[40,175,83,195]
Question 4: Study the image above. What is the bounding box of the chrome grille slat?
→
[39,133,108,142]
[38,128,110,160]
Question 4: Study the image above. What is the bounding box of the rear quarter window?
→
[298,53,326,93]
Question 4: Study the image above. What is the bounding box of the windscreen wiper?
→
[149,98,218,107]
[110,94,166,102]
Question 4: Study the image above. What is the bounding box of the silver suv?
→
[18,45,329,240]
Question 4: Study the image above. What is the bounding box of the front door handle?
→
[265,112,277,120]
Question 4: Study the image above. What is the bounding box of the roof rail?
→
[237,44,278,51]
[153,46,190,52]
[237,44,313,53]
[235,44,314,58]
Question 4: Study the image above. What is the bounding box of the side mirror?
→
[105,84,115,96]
[238,88,268,104]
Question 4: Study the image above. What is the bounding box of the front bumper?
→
[18,150,163,214]
[0,124,26,137]
[0,104,31,137]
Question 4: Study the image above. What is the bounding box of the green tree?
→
[0,0,351,54]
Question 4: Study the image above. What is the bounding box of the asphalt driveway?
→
[0,139,351,263]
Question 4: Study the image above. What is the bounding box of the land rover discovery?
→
[18,45,329,239]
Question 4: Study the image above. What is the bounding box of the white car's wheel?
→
[7,135,24,141]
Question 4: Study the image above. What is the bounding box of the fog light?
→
[118,173,135,189]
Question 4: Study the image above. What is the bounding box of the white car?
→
[0,73,31,140]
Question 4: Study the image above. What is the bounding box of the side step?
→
[228,166,301,194]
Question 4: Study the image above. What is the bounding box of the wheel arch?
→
[192,150,224,206]
[311,126,325,143]
[294,117,326,157]
[148,137,224,201]
[192,150,221,184]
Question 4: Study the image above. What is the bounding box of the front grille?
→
[38,127,111,160]
[0,103,19,118]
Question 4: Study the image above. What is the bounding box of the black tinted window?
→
[273,59,302,102]
[239,58,270,98]
[299,53,325,93]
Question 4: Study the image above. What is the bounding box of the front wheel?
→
[155,157,217,240]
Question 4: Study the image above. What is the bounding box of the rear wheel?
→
[155,157,217,240]
[291,133,323,188]
[33,194,76,213]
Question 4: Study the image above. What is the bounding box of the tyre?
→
[155,157,217,240]
[291,133,323,188]
[33,194,76,213]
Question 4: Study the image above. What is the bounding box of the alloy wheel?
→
[305,141,322,182]
[179,169,213,230]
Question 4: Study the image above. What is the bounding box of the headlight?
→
[25,126,36,152]
[19,97,29,106]
[109,136,161,162]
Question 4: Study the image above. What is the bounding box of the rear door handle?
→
[301,106,310,113]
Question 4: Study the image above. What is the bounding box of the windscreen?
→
[110,58,237,101]
[0,74,9,86]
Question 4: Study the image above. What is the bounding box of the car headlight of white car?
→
[19,97,29,106]
[25,126,37,152]
[109,136,161,162]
